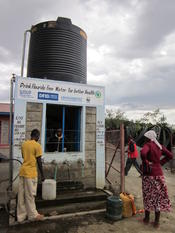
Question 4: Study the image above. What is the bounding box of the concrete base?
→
[9,189,109,226]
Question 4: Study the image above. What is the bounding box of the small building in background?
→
[0,103,10,157]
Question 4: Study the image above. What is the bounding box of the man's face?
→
[57,131,62,137]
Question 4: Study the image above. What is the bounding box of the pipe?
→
[21,30,31,77]
[120,123,125,193]
[10,209,106,226]
[62,106,65,152]
[9,74,15,191]
[54,163,58,181]
[81,162,84,177]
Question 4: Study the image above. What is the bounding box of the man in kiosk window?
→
[17,129,45,222]
[48,128,63,152]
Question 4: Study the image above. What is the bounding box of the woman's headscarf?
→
[144,130,162,150]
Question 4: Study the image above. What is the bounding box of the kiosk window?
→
[46,104,81,152]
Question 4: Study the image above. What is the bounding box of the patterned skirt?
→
[142,176,171,212]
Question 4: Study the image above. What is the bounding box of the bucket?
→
[106,196,123,220]
[42,179,56,200]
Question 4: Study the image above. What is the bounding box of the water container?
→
[120,193,136,217]
[106,196,123,220]
[42,179,56,200]
[27,17,87,84]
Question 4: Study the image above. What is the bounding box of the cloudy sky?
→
[0,0,175,123]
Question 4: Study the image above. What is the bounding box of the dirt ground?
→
[1,145,175,233]
[4,166,175,233]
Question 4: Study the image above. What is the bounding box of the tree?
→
[134,109,171,147]
[105,109,129,129]
[105,108,171,147]
[138,108,167,126]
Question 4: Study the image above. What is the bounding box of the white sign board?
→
[13,113,26,147]
[16,76,104,106]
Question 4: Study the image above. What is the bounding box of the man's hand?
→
[37,156,45,182]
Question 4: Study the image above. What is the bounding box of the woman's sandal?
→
[143,218,149,225]
[138,217,149,225]
[151,221,160,228]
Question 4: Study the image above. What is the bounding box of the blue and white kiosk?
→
[12,76,105,191]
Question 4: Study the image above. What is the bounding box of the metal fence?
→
[105,124,125,193]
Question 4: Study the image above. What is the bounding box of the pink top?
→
[141,141,173,176]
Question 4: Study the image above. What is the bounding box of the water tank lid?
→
[43,179,56,184]
[30,17,87,39]
[57,17,72,25]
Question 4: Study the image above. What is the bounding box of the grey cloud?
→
[0,0,175,122]
[0,0,71,63]
[0,88,10,102]
[104,62,175,109]
[125,0,175,58]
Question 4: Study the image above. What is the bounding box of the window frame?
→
[45,103,82,153]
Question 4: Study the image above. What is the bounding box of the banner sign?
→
[16,77,104,106]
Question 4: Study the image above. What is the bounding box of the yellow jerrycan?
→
[119,192,136,217]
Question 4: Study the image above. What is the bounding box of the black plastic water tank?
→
[27,17,87,84]
[106,196,123,220]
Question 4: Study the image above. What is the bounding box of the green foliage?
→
[105,108,168,129]
[105,109,129,129]
[136,108,168,126]
[105,108,172,147]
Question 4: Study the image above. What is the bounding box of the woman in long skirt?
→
[141,130,173,228]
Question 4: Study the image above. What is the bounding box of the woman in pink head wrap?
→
[141,130,173,228]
